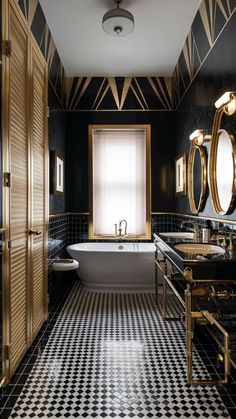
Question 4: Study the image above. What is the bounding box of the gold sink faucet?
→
[180,220,200,242]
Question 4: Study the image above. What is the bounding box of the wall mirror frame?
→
[209,129,236,215]
[188,144,207,214]
[209,92,236,215]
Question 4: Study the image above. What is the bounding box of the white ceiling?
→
[39,0,202,77]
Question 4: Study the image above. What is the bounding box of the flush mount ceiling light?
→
[102,0,135,36]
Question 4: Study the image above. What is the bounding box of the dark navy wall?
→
[48,84,66,215]
[65,111,175,213]
[175,10,236,221]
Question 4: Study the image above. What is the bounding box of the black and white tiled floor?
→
[1,281,233,418]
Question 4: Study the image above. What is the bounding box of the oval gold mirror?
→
[209,129,236,215]
[188,144,207,214]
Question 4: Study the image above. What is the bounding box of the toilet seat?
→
[52,259,79,271]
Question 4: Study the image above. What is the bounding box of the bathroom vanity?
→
[154,232,236,386]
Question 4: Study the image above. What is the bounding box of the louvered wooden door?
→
[8,4,29,375]
[30,48,47,340]
[6,2,48,378]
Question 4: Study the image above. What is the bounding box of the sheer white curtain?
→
[93,129,146,236]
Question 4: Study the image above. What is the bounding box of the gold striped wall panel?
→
[31,48,47,338]
[173,0,236,107]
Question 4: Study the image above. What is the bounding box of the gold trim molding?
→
[187,144,207,214]
[88,125,151,240]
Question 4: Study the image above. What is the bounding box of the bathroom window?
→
[89,125,151,239]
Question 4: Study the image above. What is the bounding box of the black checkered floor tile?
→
[7,283,230,418]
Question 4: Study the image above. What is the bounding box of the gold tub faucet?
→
[114,219,128,239]
[119,219,128,237]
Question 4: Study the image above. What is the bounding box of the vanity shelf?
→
[154,232,236,385]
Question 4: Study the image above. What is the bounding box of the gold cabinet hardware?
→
[180,312,186,324]
[4,172,11,187]
[229,234,236,251]
[3,40,11,57]
[217,353,224,368]
[29,229,42,236]
[216,234,227,247]
[0,377,6,388]
[4,345,11,360]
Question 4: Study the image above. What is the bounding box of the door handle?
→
[29,229,42,236]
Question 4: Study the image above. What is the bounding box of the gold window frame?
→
[88,125,151,240]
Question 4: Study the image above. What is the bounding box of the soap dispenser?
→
[202,221,212,243]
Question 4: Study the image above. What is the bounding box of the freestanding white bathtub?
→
[66,242,155,292]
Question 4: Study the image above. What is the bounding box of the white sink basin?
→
[160,232,194,240]
[174,243,225,255]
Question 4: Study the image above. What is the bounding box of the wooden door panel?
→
[9,8,28,241]
[6,2,48,380]
[31,49,47,338]
[8,5,29,375]
[9,239,28,375]
[31,230,45,337]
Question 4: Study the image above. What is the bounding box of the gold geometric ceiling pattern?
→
[16,0,236,111]
[66,76,173,111]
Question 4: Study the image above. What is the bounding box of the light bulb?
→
[189,130,204,145]
[215,92,236,115]
[114,25,122,35]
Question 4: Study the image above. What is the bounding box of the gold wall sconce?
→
[215,91,236,116]
[189,130,211,146]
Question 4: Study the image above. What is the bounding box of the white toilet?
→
[52,259,79,271]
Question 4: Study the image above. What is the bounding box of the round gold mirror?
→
[209,129,236,215]
[188,144,207,214]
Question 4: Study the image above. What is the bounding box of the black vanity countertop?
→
[154,233,236,281]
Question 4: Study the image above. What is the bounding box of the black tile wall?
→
[49,213,236,253]
[152,213,236,235]
[48,111,66,215]
[68,214,89,244]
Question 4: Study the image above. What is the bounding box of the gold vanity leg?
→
[155,249,158,306]
[185,283,193,384]
[201,310,231,385]
[185,284,231,386]
[162,273,167,320]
